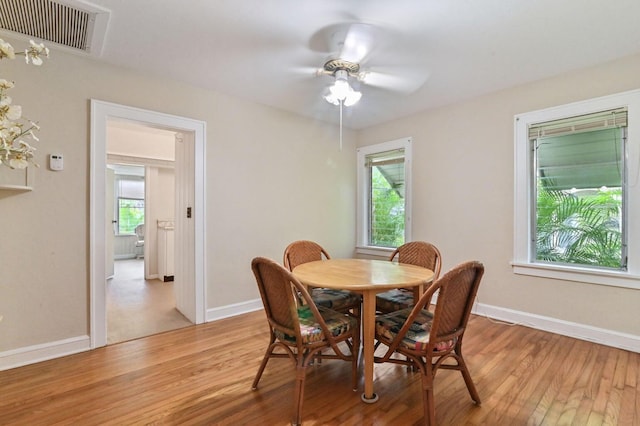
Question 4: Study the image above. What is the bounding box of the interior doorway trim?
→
[90,100,207,348]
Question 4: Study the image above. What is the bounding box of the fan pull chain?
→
[339,99,343,151]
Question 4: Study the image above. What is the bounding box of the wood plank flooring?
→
[1,311,638,425]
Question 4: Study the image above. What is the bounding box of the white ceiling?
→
[46,1,640,129]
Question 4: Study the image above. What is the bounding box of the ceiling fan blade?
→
[289,65,324,78]
[306,20,428,100]
[337,23,381,64]
[309,22,384,64]
[359,69,428,94]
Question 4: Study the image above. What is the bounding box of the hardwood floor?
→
[1,311,638,425]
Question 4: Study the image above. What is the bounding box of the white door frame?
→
[90,100,206,348]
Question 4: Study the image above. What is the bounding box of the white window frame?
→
[514,89,640,289]
[114,174,145,235]
[356,137,412,256]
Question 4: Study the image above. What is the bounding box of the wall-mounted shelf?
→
[0,183,33,191]
[0,166,33,192]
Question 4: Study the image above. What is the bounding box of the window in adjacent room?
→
[514,89,640,289]
[357,137,412,255]
[116,175,145,235]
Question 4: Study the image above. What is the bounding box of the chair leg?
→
[353,305,361,339]
[292,364,307,426]
[406,355,415,371]
[457,354,481,404]
[351,332,360,391]
[421,372,436,426]
[252,337,276,390]
[353,304,362,391]
[252,349,272,390]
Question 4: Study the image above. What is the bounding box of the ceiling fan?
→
[313,22,427,95]
[308,22,428,147]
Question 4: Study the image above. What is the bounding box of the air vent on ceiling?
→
[0,0,109,55]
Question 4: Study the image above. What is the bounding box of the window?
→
[357,137,412,255]
[514,89,640,289]
[118,198,144,234]
[533,109,627,270]
[116,176,145,234]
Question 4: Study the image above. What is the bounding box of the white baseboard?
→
[206,298,263,322]
[114,254,137,260]
[0,335,91,371]
[473,302,640,353]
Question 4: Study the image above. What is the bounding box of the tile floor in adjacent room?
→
[107,259,192,344]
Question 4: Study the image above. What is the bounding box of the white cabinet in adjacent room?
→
[157,220,175,282]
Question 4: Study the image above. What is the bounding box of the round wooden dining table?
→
[292,258,435,403]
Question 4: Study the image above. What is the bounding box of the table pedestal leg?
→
[361,290,378,403]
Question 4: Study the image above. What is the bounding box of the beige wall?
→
[0,35,356,352]
[357,54,640,336]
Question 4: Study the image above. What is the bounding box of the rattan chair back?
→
[252,256,301,339]
[283,240,330,272]
[390,241,442,280]
[376,241,443,313]
[426,260,483,350]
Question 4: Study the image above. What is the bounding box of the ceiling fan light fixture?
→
[325,69,361,106]
[324,92,340,106]
[329,77,350,99]
[343,89,362,107]
[323,83,339,105]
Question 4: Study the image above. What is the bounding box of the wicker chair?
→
[374,261,484,425]
[376,241,442,313]
[251,257,360,426]
[283,240,362,323]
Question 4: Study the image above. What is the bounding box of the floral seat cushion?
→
[311,288,361,311]
[276,305,357,345]
[375,308,455,352]
[375,288,415,313]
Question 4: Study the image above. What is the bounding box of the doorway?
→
[90,100,207,349]
[106,156,189,344]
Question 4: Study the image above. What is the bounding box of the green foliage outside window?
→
[370,166,405,247]
[535,186,623,269]
[118,198,144,234]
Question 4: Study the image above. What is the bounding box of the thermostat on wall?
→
[50,154,63,171]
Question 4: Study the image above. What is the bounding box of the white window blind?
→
[528,108,627,139]
[532,108,626,191]
[117,177,144,199]
[366,149,405,198]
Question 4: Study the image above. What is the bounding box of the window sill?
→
[355,246,395,257]
[511,261,640,290]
